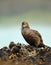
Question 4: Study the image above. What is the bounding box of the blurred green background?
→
[0,0,51,48]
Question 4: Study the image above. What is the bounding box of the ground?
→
[0,42,51,65]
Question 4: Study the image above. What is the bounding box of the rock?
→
[9,42,16,49]
[0,43,51,65]
[11,46,21,54]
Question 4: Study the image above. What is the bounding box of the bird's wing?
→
[29,29,43,42]
[30,29,42,39]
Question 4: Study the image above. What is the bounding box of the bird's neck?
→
[22,27,30,30]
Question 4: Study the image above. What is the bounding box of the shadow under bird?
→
[21,21,45,48]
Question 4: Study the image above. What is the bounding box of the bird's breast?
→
[22,29,30,39]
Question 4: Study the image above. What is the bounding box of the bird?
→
[21,21,45,48]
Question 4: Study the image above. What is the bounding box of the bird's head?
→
[22,21,30,30]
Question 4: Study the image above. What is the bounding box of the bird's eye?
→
[22,22,25,25]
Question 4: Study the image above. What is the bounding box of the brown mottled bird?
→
[21,21,44,47]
